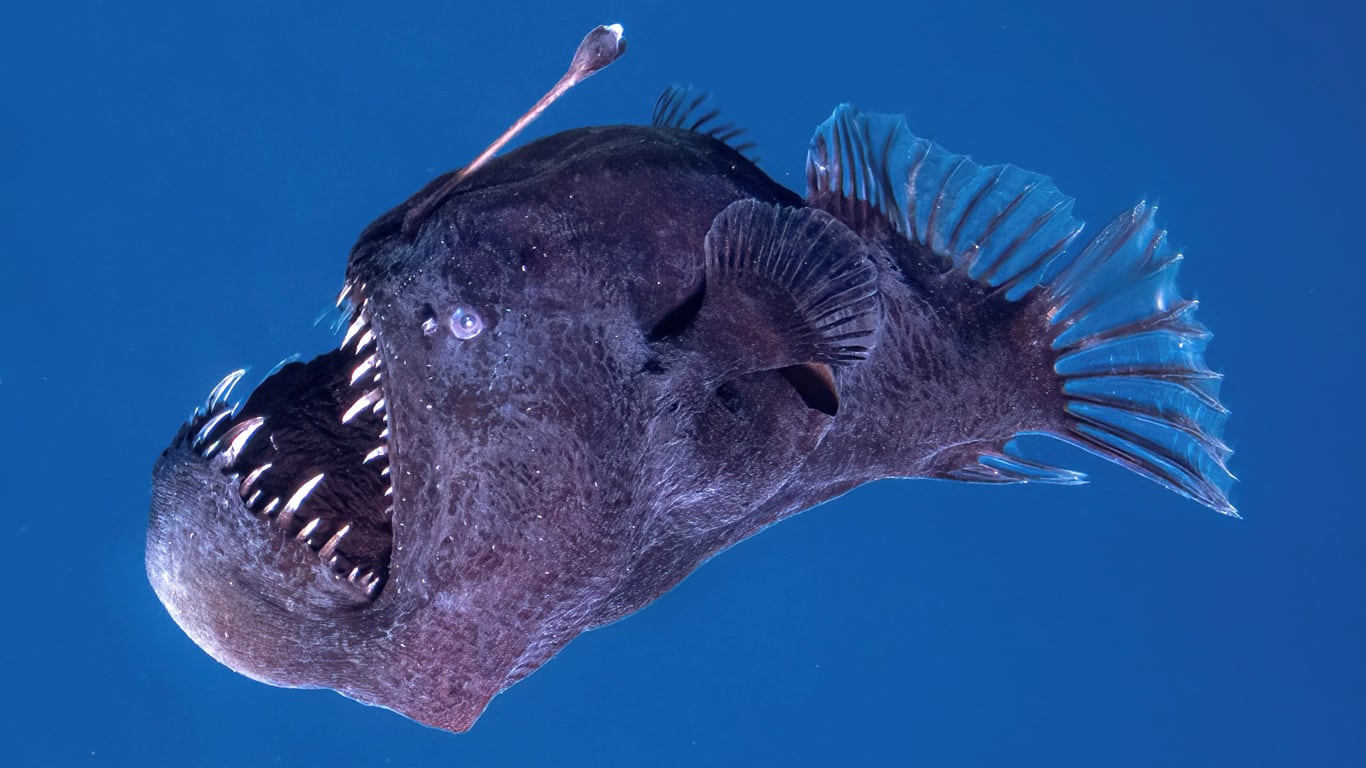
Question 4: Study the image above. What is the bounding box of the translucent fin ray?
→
[1047,203,1236,515]
[806,105,1084,300]
[703,199,879,366]
[945,440,1088,486]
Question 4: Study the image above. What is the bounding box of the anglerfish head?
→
[145,118,860,730]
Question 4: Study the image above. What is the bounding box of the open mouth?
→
[174,285,394,598]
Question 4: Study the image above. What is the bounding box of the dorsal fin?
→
[652,84,758,161]
[701,199,879,368]
[806,105,1235,514]
[806,105,1083,299]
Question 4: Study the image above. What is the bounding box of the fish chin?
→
[146,302,399,684]
[147,446,376,685]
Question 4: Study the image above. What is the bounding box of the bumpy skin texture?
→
[147,125,1062,731]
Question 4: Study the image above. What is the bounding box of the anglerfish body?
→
[147,61,1234,731]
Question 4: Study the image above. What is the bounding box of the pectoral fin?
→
[682,198,880,378]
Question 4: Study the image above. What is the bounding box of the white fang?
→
[350,353,380,385]
[342,389,382,424]
[280,473,325,525]
[194,410,232,448]
[296,517,321,541]
[240,462,273,497]
[364,446,387,464]
[319,523,351,560]
[221,416,265,465]
[341,315,368,349]
[206,369,247,410]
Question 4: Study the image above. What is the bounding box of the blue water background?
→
[4,1,1363,765]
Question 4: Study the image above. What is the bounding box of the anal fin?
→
[943,440,1088,486]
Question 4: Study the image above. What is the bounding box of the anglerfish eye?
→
[448,307,484,340]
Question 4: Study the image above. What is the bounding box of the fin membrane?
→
[652,84,758,161]
[944,440,1088,486]
[1048,202,1233,514]
[806,105,1235,514]
[807,106,1083,298]
[698,199,880,370]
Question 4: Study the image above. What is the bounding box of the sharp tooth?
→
[350,353,380,385]
[384,485,393,497]
[319,523,351,560]
[348,566,361,580]
[342,389,382,424]
[280,473,325,526]
[246,489,263,508]
[336,281,353,308]
[206,369,247,410]
[341,315,368,349]
[265,354,301,378]
[220,416,266,465]
[194,410,232,448]
[380,466,390,477]
[373,397,386,414]
[357,328,375,351]
[296,517,321,541]
[240,462,273,497]
[261,497,280,516]
[364,446,387,464]
[379,426,390,439]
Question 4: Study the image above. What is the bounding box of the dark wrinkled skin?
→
[147,125,1059,731]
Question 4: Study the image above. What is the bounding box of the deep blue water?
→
[4,1,1363,765]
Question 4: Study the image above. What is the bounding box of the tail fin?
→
[1045,202,1234,515]
[806,105,1236,515]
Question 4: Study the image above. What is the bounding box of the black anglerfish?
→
[146,24,1234,732]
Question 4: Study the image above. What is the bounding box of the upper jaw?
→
[165,291,398,601]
